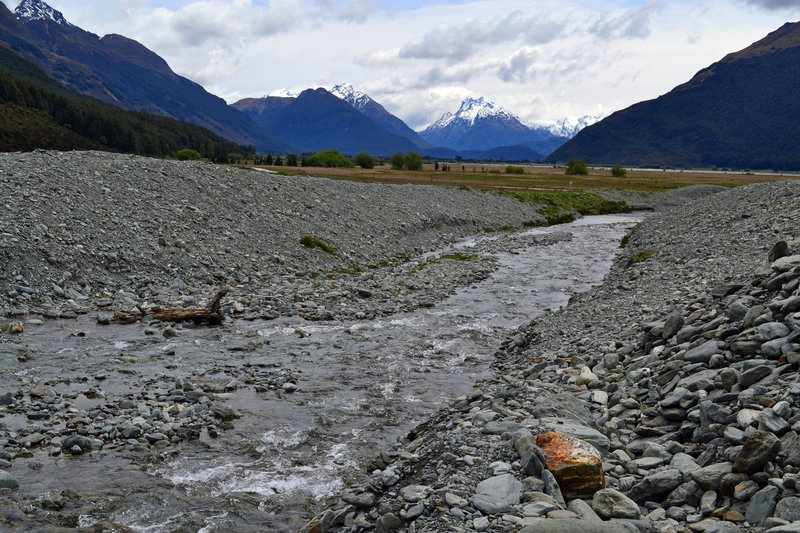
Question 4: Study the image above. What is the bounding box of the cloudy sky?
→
[4,0,800,129]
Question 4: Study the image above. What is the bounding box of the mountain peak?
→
[14,0,71,26]
[430,96,518,130]
[329,83,372,110]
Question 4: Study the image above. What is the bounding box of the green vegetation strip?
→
[502,190,631,225]
[300,235,337,254]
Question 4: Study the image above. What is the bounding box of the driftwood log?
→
[112,285,229,325]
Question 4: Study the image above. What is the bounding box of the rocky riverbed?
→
[308,180,800,533]
[3,150,798,533]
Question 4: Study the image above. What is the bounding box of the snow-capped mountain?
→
[427,97,519,132]
[329,83,372,110]
[420,97,566,155]
[14,0,70,26]
[546,115,601,139]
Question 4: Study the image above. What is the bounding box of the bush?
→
[176,149,201,161]
[565,158,588,175]
[286,153,299,166]
[303,149,354,168]
[611,164,627,177]
[404,151,423,171]
[505,165,524,174]
[390,152,404,170]
[353,152,376,169]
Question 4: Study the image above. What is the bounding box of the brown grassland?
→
[247,162,799,193]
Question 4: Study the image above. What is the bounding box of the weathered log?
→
[111,285,229,325]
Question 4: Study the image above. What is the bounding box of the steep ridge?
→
[330,83,431,148]
[1,0,287,152]
[0,45,253,157]
[549,22,800,171]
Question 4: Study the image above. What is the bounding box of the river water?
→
[2,214,640,532]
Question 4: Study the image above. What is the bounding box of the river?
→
[0,214,640,532]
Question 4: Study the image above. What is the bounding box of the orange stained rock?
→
[535,431,605,499]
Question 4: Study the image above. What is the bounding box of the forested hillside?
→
[0,46,252,159]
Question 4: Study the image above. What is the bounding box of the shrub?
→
[565,158,588,175]
[611,164,627,177]
[286,153,299,166]
[505,165,524,174]
[404,151,423,171]
[303,149,354,168]
[353,152,376,169]
[390,152,404,170]
[176,149,201,161]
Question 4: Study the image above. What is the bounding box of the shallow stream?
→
[2,214,640,531]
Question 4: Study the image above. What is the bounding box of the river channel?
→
[0,214,641,532]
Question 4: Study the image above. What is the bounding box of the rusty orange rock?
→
[535,431,605,499]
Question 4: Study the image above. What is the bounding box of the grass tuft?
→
[628,250,654,265]
[300,235,337,254]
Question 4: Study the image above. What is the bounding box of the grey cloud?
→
[496,47,539,83]
[493,45,601,86]
[399,11,565,62]
[337,0,377,23]
[590,1,663,40]
[745,0,800,8]
[171,18,228,47]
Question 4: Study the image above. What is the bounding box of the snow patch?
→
[14,0,72,27]
[267,88,298,98]
[544,115,602,138]
[329,83,373,110]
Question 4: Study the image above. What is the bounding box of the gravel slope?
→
[1,150,547,319]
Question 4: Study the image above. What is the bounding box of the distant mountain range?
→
[0,0,585,161]
[549,21,800,170]
[235,88,584,159]
[418,97,570,157]
[1,0,288,153]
